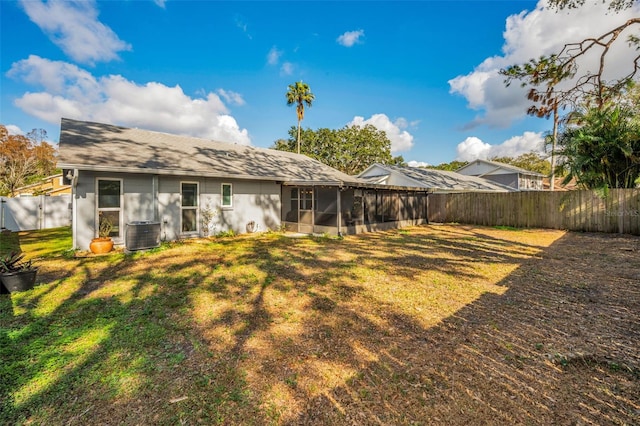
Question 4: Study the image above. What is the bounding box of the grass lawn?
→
[1,224,638,425]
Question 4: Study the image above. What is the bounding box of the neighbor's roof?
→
[457,159,545,177]
[58,118,364,185]
[362,164,512,192]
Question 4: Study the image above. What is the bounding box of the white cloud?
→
[408,161,430,168]
[455,131,545,161]
[268,47,296,76]
[234,15,252,39]
[337,29,365,47]
[280,62,294,76]
[19,0,131,65]
[154,0,167,8]
[6,125,24,135]
[217,89,245,106]
[267,46,283,65]
[448,0,640,128]
[348,113,414,152]
[456,137,492,161]
[7,55,251,145]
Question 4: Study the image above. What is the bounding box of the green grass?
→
[13,227,73,259]
[1,225,637,425]
[0,231,21,257]
[493,225,521,231]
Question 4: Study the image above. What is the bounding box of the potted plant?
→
[0,252,37,293]
[89,214,114,254]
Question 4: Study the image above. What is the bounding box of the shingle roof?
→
[58,118,363,185]
[457,159,546,177]
[367,164,512,192]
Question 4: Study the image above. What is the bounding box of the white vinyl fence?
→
[0,195,72,231]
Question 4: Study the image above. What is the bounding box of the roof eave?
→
[57,163,288,182]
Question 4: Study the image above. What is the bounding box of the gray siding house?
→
[456,159,544,191]
[58,119,430,251]
[358,164,512,193]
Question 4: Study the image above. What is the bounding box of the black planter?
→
[1,269,37,294]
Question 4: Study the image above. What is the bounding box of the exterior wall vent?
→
[125,221,161,251]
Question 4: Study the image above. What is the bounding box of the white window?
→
[181,182,199,233]
[96,179,122,239]
[221,183,233,208]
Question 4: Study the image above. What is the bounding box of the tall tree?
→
[285,81,315,154]
[502,0,639,188]
[504,0,639,108]
[273,125,405,175]
[27,128,57,177]
[547,0,635,13]
[501,56,576,189]
[556,102,640,189]
[0,125,57,196]
[546,0,639,102]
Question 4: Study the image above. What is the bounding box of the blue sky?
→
[1,1,638,166]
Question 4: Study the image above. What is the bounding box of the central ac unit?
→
[125,221,161,251]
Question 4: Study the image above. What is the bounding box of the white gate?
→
[0,195,72,231]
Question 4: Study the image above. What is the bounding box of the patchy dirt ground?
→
[252,226,640,425]
[4,225,640,425]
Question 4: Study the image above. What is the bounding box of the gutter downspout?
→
[336,187,342,236]
[71,169,78,250]
[425,191,430,224]
[152,175,159,221]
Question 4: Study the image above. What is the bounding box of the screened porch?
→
[281,185,430,235]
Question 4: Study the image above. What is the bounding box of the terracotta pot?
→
[90,237,114,254]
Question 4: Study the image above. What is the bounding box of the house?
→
[359,164,512,193]
[58,119,430,251]
[542,176,578,191]
[12,173,71,197]
[456,159,545,191]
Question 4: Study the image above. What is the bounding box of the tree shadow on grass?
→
[2,227,638,425]
[0,246,266,425]
[0,294,19,417]
[279,231,640,425]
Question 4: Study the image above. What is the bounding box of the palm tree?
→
[286,81,315,154]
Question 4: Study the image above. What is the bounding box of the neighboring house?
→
[542,176,578,191]
[12,173,71,197]
[456,159,545,191]
[58,119,430,251]
[358,164,512,193]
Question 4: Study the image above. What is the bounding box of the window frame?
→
[221,183,233,209]
[95,178,123,240]
[299,187,313,211]
[181,181,199,235]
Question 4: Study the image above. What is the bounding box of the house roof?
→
[13,173,71,197]
[58,118,364,186]
[359,164,512,192]
[456,159,545,177]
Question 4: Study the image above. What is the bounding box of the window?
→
[221,183,233,208]
[290,188,299,212]
[299,188,313,210]
[97,179,122,238]
[181,182,198,233]
[290,187,313,211]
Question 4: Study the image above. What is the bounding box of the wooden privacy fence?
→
[428,189,640,235]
